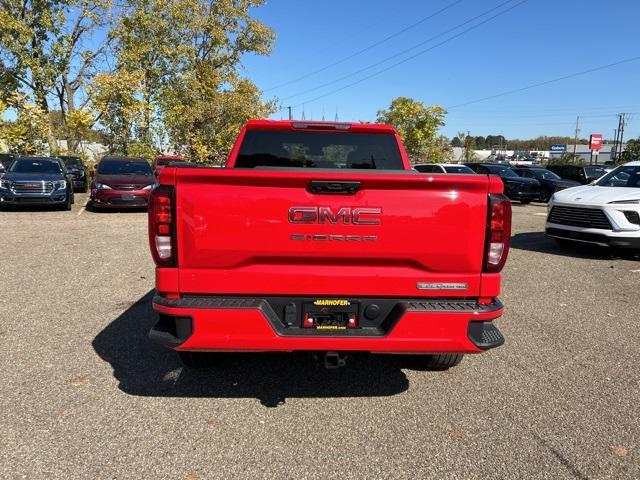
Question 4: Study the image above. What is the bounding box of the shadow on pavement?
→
[0,204,68,212]
[92,291,411,407]
[85,202,147,214]
[510,231,640,261]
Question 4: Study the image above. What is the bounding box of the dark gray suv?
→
[0,156,75,210]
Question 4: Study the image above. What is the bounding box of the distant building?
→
[450,143,627,164]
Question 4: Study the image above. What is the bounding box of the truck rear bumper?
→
[151,295,505,354]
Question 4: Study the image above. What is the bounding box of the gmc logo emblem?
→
[288,206,381,225]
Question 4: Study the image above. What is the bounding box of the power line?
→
[448,56,640,109]
[280,0,520,103]
[283,0,528,111]
[447,111,640,119]
[451,104,640,114]
[263,0,465,92]
[270,8,414,73]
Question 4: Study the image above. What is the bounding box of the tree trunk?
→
[64,76,80,153]
[34,88,57,153]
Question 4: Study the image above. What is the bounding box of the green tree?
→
[376,97,447,162]
[0,93,50,154]
[426,135,453,163]
[113,0,184,147]
[450,136,462,147]
[485,135,507,150]
[457,131,476,162]
[0,0,113,152]
[474,136,486,149]
[620,138,640,163]
[90,70,146,155]
[114,0,275,162]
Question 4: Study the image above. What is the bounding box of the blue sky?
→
[242,0,640,140]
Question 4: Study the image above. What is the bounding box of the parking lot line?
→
[78,198,90,215]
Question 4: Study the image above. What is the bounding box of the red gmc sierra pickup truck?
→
[148,120,511,370]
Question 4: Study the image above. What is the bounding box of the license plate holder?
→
[302,300,359,330]
[122,194,136,201]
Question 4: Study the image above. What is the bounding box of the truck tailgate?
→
[174,169,490,297]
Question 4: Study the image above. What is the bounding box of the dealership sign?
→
[589,134,603,151]
[550,144,567,152]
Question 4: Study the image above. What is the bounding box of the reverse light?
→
[148,185,176,267]
[484,194,512,273]
[155,236,172,259]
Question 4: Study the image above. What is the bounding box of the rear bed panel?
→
[175,169,490,297]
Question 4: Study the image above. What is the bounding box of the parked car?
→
[148,120,512,370]
[512,166,580,202]
[414,163,475,174]
[546,164,609,184]
[0,153,15,176]
[58,155,89,193]
[546,161,640,249]
[465,162,540,203]
[91,156,155,210]
[0,156,74,210]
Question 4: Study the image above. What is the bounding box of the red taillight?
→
[484,194,512,273]
[148,185,176,267]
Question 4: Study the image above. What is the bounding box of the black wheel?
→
[520,199,531,205]
[81,183,88,193]
[539,190,552,203]
[63,194,72,211]
[402,353,464,371]
[178,351,217,369]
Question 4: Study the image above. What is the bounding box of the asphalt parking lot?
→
[1,197,639,479]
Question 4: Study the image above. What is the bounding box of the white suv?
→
[413,163,475,174]
[545,161,640,249]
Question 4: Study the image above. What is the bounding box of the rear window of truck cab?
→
[235,130,404,169]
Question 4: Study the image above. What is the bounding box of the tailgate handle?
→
[309,180,360,195]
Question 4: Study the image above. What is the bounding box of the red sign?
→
[589,134,603,151]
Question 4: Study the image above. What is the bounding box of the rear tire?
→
[178,351,217,369]
[539,190,552,203]
[63,194,72,211]
[403,353,464,371]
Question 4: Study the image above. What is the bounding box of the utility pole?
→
[287,106,292,120]
[573,115,580,155]
[618,113,626,159]
[613,115,623,160]
[611,128,618,161]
